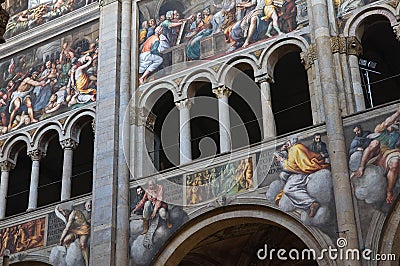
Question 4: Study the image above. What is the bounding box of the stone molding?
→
[255,74,274,84]
[0,160,14,171]
[212,86,232,99]
[60,139,79,150]
[175,99,193,110]
[28,150,46,161]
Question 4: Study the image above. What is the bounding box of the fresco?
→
[49,200,92,266]
[4,0,97,38]
[265,134,336,229]
[129,178,188,266]
[0,217,45,255]
[185,156,255,205]
[0,23,98,135]
[348,106,400,209]
[137,0,302,84]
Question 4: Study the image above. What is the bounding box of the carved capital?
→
[60,139,79,150]
[331,36,347,54]
[347,36,363,56]
[255,74,273,84]
[28,150,46,161]
[212,86,232,99]
[393,24,400,42]
[300,43,316,70]
[135,107,156,131]
[0,161,14,172]
[175,99,193,110]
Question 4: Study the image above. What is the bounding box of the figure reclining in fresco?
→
[275,137,330,217]
[56,203,90,266]
[353,105,400,204]
[131,179,172,235]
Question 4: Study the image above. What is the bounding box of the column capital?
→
[175,99,193,110]
[330,36,347,54]
[28,150,46,161]
[255,74,273,84]
[0,161,14,172]
[347,36,363,56]
[393,23,400,42]
[60,139,79,150]
[300,43,317,70]
[212,86,232,99]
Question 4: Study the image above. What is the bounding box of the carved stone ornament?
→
[212,86,232,99]
[60,139,79,150]
[347,36,363,56]
[331,36,347,54]
[0,0,9,44]
[300,43,316,70]
[393,24,400,42]
[28,150,46,161]
[175,99,193,110]
[0,160,14,171]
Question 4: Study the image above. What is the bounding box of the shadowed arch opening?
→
[270,51,311,135]
[6,143,30,217]
[359,15,400,108]
[11,262,51,265]
[71,122,94,197]
[151,90,179,170]
[229,63,262,149]
[37,129,62,207]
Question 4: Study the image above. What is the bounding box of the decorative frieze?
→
[331,36,347,54]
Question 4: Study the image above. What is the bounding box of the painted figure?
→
[349,125,371,156]
[353,106,400,204]
[275,137,330,217]
[56,204,90,266]
[308,133,329,161]
[138,26,163,84]
[132,179,172,235]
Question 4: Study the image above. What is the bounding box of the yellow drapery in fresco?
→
[283,143,330,174]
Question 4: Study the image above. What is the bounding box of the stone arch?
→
[10,256,51,265]
[139,81,180,111]
[343,5,398,39]
[154,203,336,265]
[219,56,259,89]
[378,198,400,259]
[31,123,63,152]
[2,134,31,163]
[64,109,95,143]
[181,70,217,99]
[260,37,309,81]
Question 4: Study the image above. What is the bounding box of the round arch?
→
[139,81,180,110]
[181,70,217,99]
[63,109,95,143]
[154,204,336,266]
[2,134,31,163]
[220,56,259,88]
[31,123,62,152]
[343,5,397,39]
[378,198,400,258]
[260,37,309,80]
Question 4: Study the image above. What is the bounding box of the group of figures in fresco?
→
[0,218,45,255]
[138,0,298,84]
[0,38,97,134]
[185,157,253,205]
[5,0,96,38]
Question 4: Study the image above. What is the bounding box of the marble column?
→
[309,0,360,260]
[256,75,276,139]
[60,139,78,201]
[176,99,192,164]
[212,85,232,153]
[27,150,45,211]
[0,161,14,219]
[347,36,365,112]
